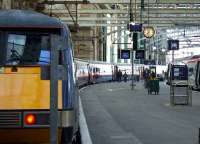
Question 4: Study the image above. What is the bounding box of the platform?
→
[80,81,200,144]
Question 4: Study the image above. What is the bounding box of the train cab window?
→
[188,67,193,76]
[6,34,26,65]
[189,67,193,72]
[4,33,63,66]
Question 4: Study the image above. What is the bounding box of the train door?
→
[149,66,156,75]
[87,64,91,84]
[195,61,200,89]
[111,65,114,80]
[166,64,172,85]
[114,65,118,81]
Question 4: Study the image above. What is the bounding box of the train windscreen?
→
[3,33,51,66]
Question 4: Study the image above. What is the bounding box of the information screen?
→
[121,50,130,59]
[128,23,142,32]
[172,65,188,80]
[135,50,145,59]
[144,60,156,65]
[168,40,179,50]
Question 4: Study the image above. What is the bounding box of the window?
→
[6,34,26,65]
[39,50,50,64]
[5,33,51,65]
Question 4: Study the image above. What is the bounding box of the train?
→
[166,55,200,91]
[0,10,78,144]
[75,59,168,88]
[185,56,200,91]
[75,59,114,87]
[75,59,151,87]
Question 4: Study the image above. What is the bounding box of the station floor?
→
[80,81,200,144]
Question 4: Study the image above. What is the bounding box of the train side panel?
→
[186,58,200,90]
[90,63,113,83]
[75,59,90,87]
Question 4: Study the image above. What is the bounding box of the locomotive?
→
[0,10,78,144]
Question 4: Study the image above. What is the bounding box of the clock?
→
[143,26,155,38]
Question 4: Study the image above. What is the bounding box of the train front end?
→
[0,10,78,144]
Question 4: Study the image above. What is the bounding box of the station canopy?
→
[42,0,200,28]
[42,0,200,50]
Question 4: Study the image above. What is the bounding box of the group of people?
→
[116,70,128,82]
[143,69,156,80]
[143,68,157,88]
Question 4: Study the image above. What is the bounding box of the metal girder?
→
[64,22,178,28]
[44,8,200,14]
[43,0,89,4]
[61,17,200,28]
[43,0,200,29]
[43,0,200,4]
[48,14,200,20]
[158,0,200,4]
[60,17,200,21]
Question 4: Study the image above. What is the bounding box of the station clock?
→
[143,26,155,38]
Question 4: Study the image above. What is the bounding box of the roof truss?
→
[42,0,200,29]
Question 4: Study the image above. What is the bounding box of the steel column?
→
[50,35,59,144]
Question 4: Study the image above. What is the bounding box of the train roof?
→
[75,58,112,65]
[175,54,200,62]
[0,10,62,29]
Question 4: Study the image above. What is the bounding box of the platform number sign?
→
[168,40,179,50]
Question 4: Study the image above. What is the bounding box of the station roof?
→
[42,0,200,28]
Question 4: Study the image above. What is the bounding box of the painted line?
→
[107,87,129,92]
[79,96,93,144]
[79,86,88,92]
[110,133,143,144]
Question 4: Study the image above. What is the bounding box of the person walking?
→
[123,72,128,82]
[118,69,122,82]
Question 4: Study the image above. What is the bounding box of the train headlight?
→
[25,114,36,125]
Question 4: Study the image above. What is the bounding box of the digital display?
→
[128,23,142,32]
[172,65,188,80]
[144,60,156,65]
[135,50,145,59]
[168,40,179,50]
[121,50,130,59]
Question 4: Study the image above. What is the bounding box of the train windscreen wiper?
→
[5,49,22,64]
